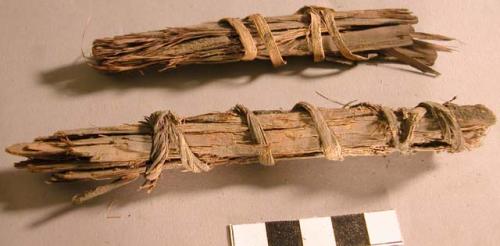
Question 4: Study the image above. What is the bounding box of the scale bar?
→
[229,210,403,246]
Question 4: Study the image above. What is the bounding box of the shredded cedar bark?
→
[89,6,452,75]
[5,102,496,203]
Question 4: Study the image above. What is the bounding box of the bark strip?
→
[89,6,451,75]
[6,102,495,203]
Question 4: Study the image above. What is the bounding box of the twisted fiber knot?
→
[414,102,465,152]
[234,104,275,165]
[352,101,465,153]
[221,6,376,67]
[222,14,285,67]
[142,110,211,192]
[298,6,376,62]
[235,102,343,165]
[353,103,401,149]
[222,18,258,61]
[293,102,344,160]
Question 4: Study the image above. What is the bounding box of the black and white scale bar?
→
[229,210,403,246]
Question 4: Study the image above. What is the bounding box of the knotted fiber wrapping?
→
[6,101,495,203]
[90,6,452,75]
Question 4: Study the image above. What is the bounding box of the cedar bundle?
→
[6,101,495,204]
[89,6,452,75]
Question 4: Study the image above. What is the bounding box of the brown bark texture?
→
[89,6,452,75]
[5,101,496,203]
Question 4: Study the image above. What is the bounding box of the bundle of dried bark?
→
[5,101,495,203]
[89,6,452,75]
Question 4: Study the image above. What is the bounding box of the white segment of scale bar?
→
[299,217,336,246]
[364,210,403,245]
[229,223,268,246]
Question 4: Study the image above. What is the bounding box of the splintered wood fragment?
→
[72,174,139,204]
[89,6,452,75]
[5,102,495,203]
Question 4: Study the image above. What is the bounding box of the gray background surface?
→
[0,0,499,245]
